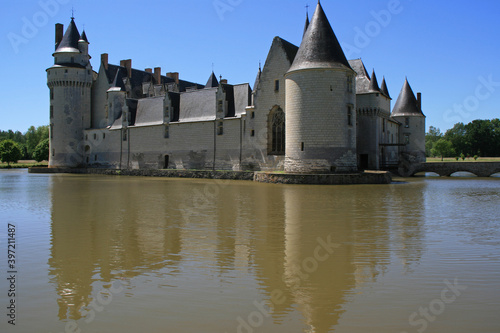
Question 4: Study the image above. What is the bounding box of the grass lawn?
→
[0,160,48,169]
[426,157,500,163]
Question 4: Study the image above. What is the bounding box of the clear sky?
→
[2,0,499,133]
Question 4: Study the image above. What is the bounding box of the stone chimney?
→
[166,72,179,84]
[55,23,63,49]
[417,92,422,111]
[120,59,132,78]
[154,67,161,84]
[101,53,108,70]
[220,79,228,84]
[145,68,152,73]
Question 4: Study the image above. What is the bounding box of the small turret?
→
[368,69,380,92]
[380,77,391,99]
[391,78,426,162]
[205,71,219,88]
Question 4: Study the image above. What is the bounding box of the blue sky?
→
[2,0,499,133]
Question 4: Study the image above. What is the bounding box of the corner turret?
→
[47,18,93,167]
[285,1,357,173]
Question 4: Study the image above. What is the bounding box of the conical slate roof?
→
[369,69,380,92]
[55,18,80,53]
[205,71,219,88]
[303,13,310,37]
[392,78,424,117]
[380,77,391,99]
[79,30,89,43]
[288,2,351,72]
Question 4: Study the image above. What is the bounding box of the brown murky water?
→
[1,169,499,332]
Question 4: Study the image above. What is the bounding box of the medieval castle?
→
[47,2,426,173]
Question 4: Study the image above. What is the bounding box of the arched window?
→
[269,107,285,155]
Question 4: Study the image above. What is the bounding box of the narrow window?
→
[404,134,410,144]
[123,131,127,141]
[251,130,255,137]
[347,106,353,126]
[405,117,410,128]
[64,69,68,73]
[95,154,97,161]
[50,105,54,118]
[274,80,280,92]
[164,125,170,139]
[103,133,105,139]
[94,133,97,140]
[217,121,224,135]
[217,100,223,113]
[301,142,304,151]
[270,108,285,155]
[50,124,54,139]
[347,75,353,93]
[382,119,386,132]
[50,88,54,100]
[251,111,255,119]
[52,149,55,157]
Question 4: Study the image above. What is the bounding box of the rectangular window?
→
[217,100,223,113]
[347,106,353,126]
[217,121,224,135]
[52,149,55,157]
[50,88,54,100]
[164,125,170,139]
[123,131,127,141]
[251,130,255,137]
[405,117,410,128]
[50,106,54,118]
[95,155,97,161]
[301,142,304,151]
[347,75,353,93]
[103,133,105,139]
[404,134,410,144]
[94,133,97,140]
[50,124,53,139]
[251,111,255,119]
[382,119,386,132]
[274,80,279,92]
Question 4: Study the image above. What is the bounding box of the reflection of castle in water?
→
[48,176,425,330]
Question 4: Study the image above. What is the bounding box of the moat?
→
[1,169,499,332]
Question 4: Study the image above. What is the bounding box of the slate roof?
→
[303,13,310,37]
[205,72,219,88]
[55,18,80,53]
[391,78,424,117]
[104,64,204,95]
[380,77,391,99]
[134,97,164,126]
[111,69,126,91]
[348,59,371,94]
[288,2,351,72]
[369,70,380,92]
[179,88,217,122]
[277,37,299,64]
[79,30,89,43]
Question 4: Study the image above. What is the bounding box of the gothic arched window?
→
[269,108,285,155]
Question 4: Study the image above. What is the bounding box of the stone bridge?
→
[399,162,500,177]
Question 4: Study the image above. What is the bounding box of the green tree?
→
[445,122,468,155]
[25,125,49,158]
[425,126,443,157]
[33,138,49,162]
[431,138,455,161]
[0,140,23,166]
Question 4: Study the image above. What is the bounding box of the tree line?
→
[0,126,49,165]
[426,119,500,160]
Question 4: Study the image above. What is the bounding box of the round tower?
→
[285,2,357,173]
[47,18,93,168]
[391,78,426,163]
